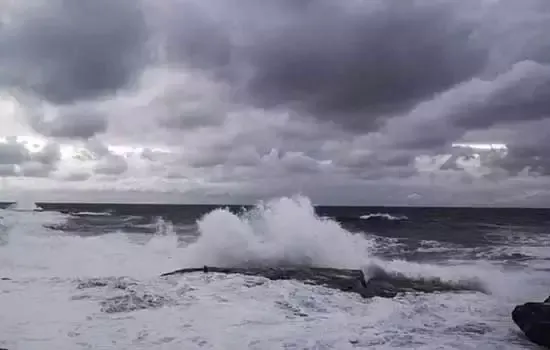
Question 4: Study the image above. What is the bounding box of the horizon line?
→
[0,201,549,210]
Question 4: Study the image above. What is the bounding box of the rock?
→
[512,301,550,348]
[100,292,170,314]
[161,265,487,299]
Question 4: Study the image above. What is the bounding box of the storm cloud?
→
[1,0,550,205]
[0,0,148,104]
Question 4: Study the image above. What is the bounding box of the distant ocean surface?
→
[1,196,549,349]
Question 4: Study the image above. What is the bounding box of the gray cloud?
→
[0,140,30,165]
[158,0,550,141]
[0,139,61,178]
[0,165,18,176]
[241,2,485,128]
[30,143,62,166]
[28,108,107,140]
[451,61,550,130]
[94,154,129,176]
[1,0,550,205]
[19,162,56,178]
[0,0,148,105]
[156,0,486,131]
[62,172,93,182]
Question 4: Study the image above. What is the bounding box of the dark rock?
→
[76,277,137,290]
[512,301,550,348]
[161,265,487,299]
[100,291,170,314]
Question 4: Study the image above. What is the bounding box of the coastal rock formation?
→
[512,298,550,348]
[161,265,487,299]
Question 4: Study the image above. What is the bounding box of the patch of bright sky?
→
[0,135,172,161]
[452,143,508,150]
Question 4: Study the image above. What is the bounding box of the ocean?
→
[0,195,549,349]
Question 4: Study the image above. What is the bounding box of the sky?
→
[0,0,550,206]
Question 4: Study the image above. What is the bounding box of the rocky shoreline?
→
[4,266,544,348]
[512,296,550,348]
[161,265,487,299]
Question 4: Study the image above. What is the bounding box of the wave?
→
[174,195,530,297]
[2,194,547,300]
[359,213,408,221]
[5,202,43,212]
[1,195,549,350]
[179,195,375,269]
[73,211,112,217]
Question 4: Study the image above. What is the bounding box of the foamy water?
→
[0,196,548,349]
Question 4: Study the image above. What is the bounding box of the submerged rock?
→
[76,277,137,290]
[512,299,550,348]
[161,265,487,299]
[100,292,170,314]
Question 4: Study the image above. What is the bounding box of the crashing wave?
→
[359,213,408,221]
[73,211,112,217]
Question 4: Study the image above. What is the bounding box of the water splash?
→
[6,198,43,212]
[180,195,375,269]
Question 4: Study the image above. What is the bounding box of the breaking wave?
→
[177,195,522,297]
[181,196,374,269]
[1,195,542,299]
[1,196,548,349]
[360,213,408,221]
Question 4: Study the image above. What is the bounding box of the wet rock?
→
[161,265,487,299]
[100,291,170,313]
[76,277,137,290]
[512,300,550,348]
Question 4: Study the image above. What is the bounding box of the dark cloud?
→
[0,165,18,177]
[0,139,61,177]
[83,139,112,160]
[488,126,550,177]
[2,0,550,204]
[0,140,30,165]
[451,61,550,130]
[31,111,107,140]
[19,162,56,178]
[62,172,93,182]
[94,155,128,176]
[30,143,62,166]
[158,0,550,152]
[159,0,486,131]
[243,3,485,128]
[0,0,148,104]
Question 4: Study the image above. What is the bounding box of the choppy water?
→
[0,196,549,349]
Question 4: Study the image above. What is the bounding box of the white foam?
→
[179,196,375,268]
[73,211,112,216]
[6,199,43,211]
[360,213,408,221]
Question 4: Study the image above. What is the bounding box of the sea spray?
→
[177,195,526,297]
[180,195,375,268]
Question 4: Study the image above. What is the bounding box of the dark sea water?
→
[37,201,550,265]
[0,196,549,349]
